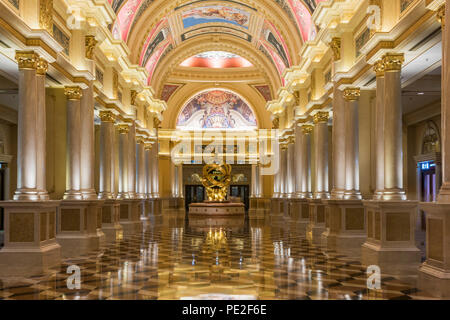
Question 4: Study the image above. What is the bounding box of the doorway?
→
[230,185,249,211]
[185,185,206,212]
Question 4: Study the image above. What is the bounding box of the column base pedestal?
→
[101,199,123,242]
[0,200,61,276]
[307,199,326,245]
[322,199,366,255]
[119,199,143,237]
[249,198,270,220]
[418,263,450,298]
[290,199,310,236]
[57,200,104,258]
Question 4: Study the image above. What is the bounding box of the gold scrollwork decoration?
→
[313,111,329,124]
[85,35,98,60]
[64,86,83,100]
[39,0,53,35]
[343,88,361,101]
[15,51,39,70]
[383,53,404,72]
[202,163,232,202]
[99,110,116,123]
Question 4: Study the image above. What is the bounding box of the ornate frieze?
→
[39,0,53,35]
[329,37,342,61]
[85,36,98,60]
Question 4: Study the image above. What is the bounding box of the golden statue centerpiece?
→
[202,163,232,202]
[189,163,245,218]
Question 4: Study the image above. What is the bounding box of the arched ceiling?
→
[107,0,324,82]
[106,0,325,129]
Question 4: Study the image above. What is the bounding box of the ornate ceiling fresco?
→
[107,0,323,84]
[180,51,253,68]
[176,90,258,130]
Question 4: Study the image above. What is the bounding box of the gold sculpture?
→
[202,163,232,202]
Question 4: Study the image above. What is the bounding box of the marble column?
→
[98,111,116,199]
[13,51,39,200]
[0,51,61,276]
[251,165,261,198]
[299,125,313,198]
[418,4,450,297]
[117,124,129,199]
[36,58,49,200]
[343,88,362,200]
[313,112,330,199]
[63,86,83,200]
[136,138,147,199]
[286,140,295,197]
[331,87,346,200]
[382,53,406,200]
[145,144,153,198]
[280,145,288,198]
[151,142,160,198]
[128,124,136,199]
[373,60,386,199]
[273,143,281,198]
[80,84,97,200]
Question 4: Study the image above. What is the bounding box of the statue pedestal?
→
[189,202,245,217]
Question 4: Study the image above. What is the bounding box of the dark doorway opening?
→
[230,185,249,211]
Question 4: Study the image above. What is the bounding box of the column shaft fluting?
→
[313,112,330,199]
[273,144,281,198]
[280,146,287,197]
[80,84,96,199]
[374,61,385,199]
[382,54,406,200]
[99,111,116,199]
[344,88,362,200]
[331,88,346,199]
[64,87,83,200]
[14,52,39,200]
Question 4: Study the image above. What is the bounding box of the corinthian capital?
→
[15,51,39,70]
[36,58,48,76]
[313,112,329,124]
[64,86,83,100]
[383,53,404,72]
[343,88,361,101]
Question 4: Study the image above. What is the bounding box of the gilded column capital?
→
[383,53,404,72]
[373,60,385,77]
[118,124,130,134]
[15,51,39,70]
[329,37,341,61]
[136,137,146,145]
[145,144,153,151]
[99,110,116,123]
[272,117,279,129]
[343,88,361,101]
[437,4,445,28]
[85,35,98,60]
[313,112,329,124]
[36,58,48,76]
[301,125,314,134]
[64,86,83,100]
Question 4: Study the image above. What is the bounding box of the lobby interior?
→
[0,0,449,300]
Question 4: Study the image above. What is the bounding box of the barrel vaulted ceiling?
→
[106,0,324,100]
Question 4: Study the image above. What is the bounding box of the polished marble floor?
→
[0,216,439,300]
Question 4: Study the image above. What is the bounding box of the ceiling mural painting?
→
[180,51,253,68]
[139,18,174,84]
[111,0,144,42]
[181,5,251,29]
[161,84,183,102]
[253,85,273,102]
[177,90,258,130]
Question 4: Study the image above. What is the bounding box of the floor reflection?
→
[0,217,438,300]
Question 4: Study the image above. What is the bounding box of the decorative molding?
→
[39,0,53,35]
[373,59,385,77]
[85,35,98,60]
